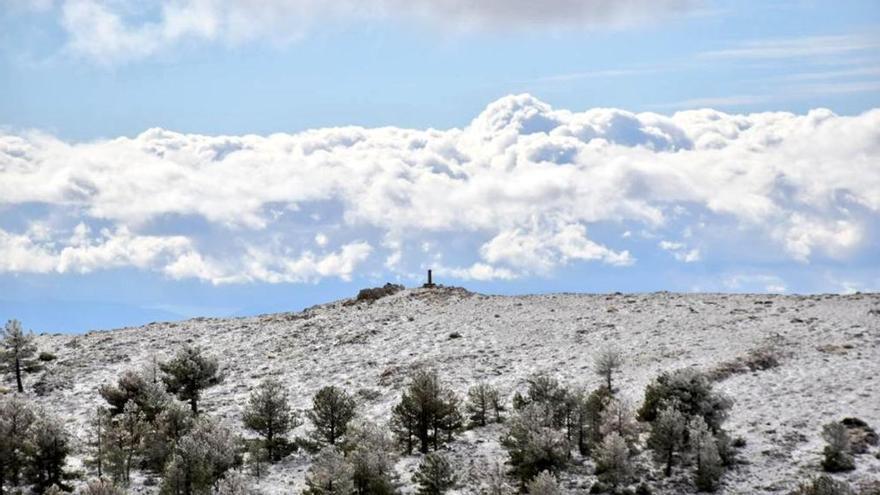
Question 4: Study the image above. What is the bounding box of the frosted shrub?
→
[413,452,457,495]
[214,470,257,495]
[344,420,399,495]
[78,479,127,495]
[160,419,239,495]
[594,431,632,489]
[303,447,355,495]
[792,475,854,495]
[599,398,639,446]
[502,404,570,485]
[526,471,564,495]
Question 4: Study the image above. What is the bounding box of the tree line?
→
[1,319,870,495]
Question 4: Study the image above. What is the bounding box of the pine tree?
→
[308,386,357,446]
[160,419,238,495]
[104,403,147,485]
[594,431,632,489]
[0,394,37,492]
[343,421,399,495]
[390,370,460,454]
[821,422,855,472]
[599,398,639,446]
[1,320,38,393]
[160,346,221,416]
[647,403,686,477]
[243,378,297,461]
[638,369,731,432]
[23,412,72,493]
[594,348,623,392]
[413,452,456,495]
[303,447,354,495]
[466,383,503,427]
[690,417,722,492]
[142,400,194,473]
[99,370,169,422]
[582,386,613,453]
[501,404,569,486]
[84,407,110,479]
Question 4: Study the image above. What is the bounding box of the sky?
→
[1,0,879,333]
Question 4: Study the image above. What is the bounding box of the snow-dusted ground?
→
[27,288,880,494]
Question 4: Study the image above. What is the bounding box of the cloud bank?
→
[44,0,700,63]
[1,94,878,285]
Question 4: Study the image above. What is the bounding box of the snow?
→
[26,288,880,493]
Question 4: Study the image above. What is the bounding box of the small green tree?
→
[308,386,357,446]
[582,386,613,453]
[390,370,460,454]
[599,398,639,447]
[23,412,72,493]
[466,383,504,427]
[160,419,238,495]
[0,394,37,491]
[413,452,456,495]
[690,417,722,492]
[647,403,686,476]
[243,378,297,461]
[100,370,169,422]
[594,348,623,392]
[638,369,731,432]
[501,404,569,487]
[1,319,38,393]
[104,402,147,485]
[344,421,399,495]
[303,447,354,495]
[821,422,855,472]
[160,346,221,416]
[594,431,632,489]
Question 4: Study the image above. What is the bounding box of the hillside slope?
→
[26,288,880,494]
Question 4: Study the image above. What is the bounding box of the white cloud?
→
[723,274,787,293]
[1,94,879,284]
[442,262,518,281]
[700,34,880,60]
[43,0,701,63]
[659,240,700,263]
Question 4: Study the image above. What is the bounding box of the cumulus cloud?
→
[1,94,878,284]
[659,240,700,263]
[44,0,701,63]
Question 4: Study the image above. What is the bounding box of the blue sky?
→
[2,0,879,333]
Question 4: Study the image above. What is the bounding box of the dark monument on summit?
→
[423,269,436,288]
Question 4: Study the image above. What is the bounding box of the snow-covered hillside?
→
[26,288,880,494]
